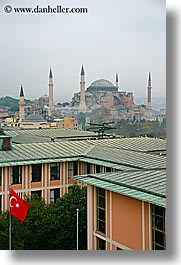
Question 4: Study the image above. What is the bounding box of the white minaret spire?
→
[79,64,86,113]
[48,67,54,116]
[147,71,152,109]
[116,73,119,89]
[19,84,25,122]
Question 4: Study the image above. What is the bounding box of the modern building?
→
[71,170,166,250]
[0,134,166,250]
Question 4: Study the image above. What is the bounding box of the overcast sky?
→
[0,0,165,103]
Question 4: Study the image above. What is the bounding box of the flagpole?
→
[76,208,79,251]
[9,185,11,250]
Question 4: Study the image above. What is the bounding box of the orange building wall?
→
[111,192,151,250]
[112,192,142,249]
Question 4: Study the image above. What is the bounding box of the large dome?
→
[90,79,114,87]
[87,78,118,93]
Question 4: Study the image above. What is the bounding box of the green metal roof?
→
[70,170,166,207]
[5,128,97,140]
[87,137,166,153]
[0,138,166,170]
[85,145,166,170]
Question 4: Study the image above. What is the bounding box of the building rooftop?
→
[87,137,166,154]
[0,137,166,170]
[24,114,46,122]
[70,170,166,207]
[4,128,98,143]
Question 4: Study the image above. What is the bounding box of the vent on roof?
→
[0,136,12,151]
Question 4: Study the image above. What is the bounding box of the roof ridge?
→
[82,143,95,156]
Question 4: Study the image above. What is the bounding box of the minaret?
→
[19,84,25,122]
[147,71,152,109]
[48,68,54,116]
[79,65,86,113]
[116,73,119,89]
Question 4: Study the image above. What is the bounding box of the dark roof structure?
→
[80,65,85,75]
[49,68,53,78]
[20,85,24,97]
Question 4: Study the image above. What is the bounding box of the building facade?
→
[0,135,166,250]
[71,170,166,250]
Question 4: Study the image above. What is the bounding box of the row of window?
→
[95,187,166,250]
[0,162,75,185]
[0,188,60,213]
[0,163,113,185]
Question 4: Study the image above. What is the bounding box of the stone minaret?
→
[79,65,86,113]
[19,85,25,122]
[147,72,152,109]
[48,68,54,116]
[116,73,119,89]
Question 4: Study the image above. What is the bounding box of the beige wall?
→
[87,186,151,250]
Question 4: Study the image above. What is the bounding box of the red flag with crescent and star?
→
[10,188,30,221]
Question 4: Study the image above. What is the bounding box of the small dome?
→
[39,94,49,100]
[25,114,46,121]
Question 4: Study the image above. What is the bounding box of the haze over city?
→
[0,0,165,103]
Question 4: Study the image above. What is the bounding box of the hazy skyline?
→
[0,0,166,103]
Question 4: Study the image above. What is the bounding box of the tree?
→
[0,128,6,135]
[0,184,87,250]
[0,211,9,249]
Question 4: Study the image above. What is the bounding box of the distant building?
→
[50,117,82,130]
[38,94,49,106]
[20,114,49,129]
[71,71,134,110]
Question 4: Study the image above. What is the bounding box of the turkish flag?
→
[10,188,30,221]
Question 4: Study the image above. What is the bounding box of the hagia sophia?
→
[0,64,161,129]
[20,65,152,116]
[70,66,134,111]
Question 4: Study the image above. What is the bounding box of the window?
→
[68,161,78,178]
[96,165,101,173]
[96,237,106,250]
[32,164,42,182]
[17,192,22,198]
[0,168,2,186]
[105,167,111,172]
[11,166,22,184]
[87,163,91,174]
[31,190,41,198]
[0,195,2,213]
[81,162,92,175]
[96,187,106,234]
[50,188,60,203]
[152,205,166,250]
[50,163,60,180]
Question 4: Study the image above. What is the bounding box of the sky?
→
[0,0,166,103]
